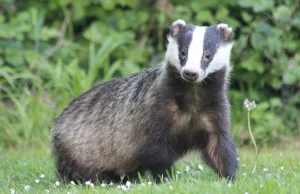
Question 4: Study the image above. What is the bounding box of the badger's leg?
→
[151,167,172,183]
[201,131,238,181]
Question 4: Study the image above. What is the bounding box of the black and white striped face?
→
[165,20,233,83]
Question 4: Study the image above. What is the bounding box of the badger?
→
[51,19,238,183]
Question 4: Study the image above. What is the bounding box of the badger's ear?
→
[217,23,233,43]
[170,19,186,38]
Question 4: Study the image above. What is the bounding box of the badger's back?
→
[52,67,160,182]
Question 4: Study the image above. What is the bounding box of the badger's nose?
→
[182,70,199,81]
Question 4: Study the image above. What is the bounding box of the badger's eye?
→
[180,49,187,59]
[204,52,211,59]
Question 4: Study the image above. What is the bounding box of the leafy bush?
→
[0,0,299,147]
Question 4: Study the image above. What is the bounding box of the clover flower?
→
[185,166,190,172]
[198,164,204,171]
[55,181,60,186]
[120,185,127,191]
[244,99,256,111]
[24,185,30,191]
[126,181,131,188]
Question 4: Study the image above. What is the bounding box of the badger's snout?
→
[182,70,199,81]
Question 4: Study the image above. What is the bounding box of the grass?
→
[1,146,300,194]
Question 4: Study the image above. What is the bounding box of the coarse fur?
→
[51,20,238,183]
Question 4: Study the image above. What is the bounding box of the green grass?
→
[1,146,299,194]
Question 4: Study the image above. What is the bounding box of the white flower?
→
[46,189,50,193]
[24,185,30,191]
[228,183,232,187]
[67,192,70,194]
[55,181,60,186]
[148,181,152,186]
[90,183,94,187]
[245,192,249,194]
[244,99,256,111]
[243,173,247,177]
[70,181,75,185]
[176,171,181,175]
[198,164,204,171]
[101,183,106,187]
[141,183,146,187]
[120,185,127,191]
[85,181,91,185]
[185,166,190,172]
[35,179,40,183]
[10,189,15,194]
[169,185,173,190]
[40,174,45,178]
[263,168,268,172]
[109,182,113,186]
[126,181,131,188]
[280,166,284,170]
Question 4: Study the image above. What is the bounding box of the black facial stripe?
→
[177,24,195,66]
[201,26,223,70]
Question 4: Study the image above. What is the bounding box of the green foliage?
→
[0,0,299,147]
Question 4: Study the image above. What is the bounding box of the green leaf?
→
[240,53,264,73]
[83,22,104,43]
[238,0,258,8]
[0,58,3,66]
[292,18,300,26]
[40,27,60,41]
[270,98,282,108]
[0,15,4,23]
[4,49,24,66]
[283,69,298,85]
[253,0,274,12]
[251,32,266,49]
[273,5,291,20]
[267,38,282,54]
[195,10,215,24]
[216,7,229,21]
[241,12,252,22]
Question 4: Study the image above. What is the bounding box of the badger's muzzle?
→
[182,69,199,82]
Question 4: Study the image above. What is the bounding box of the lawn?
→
[1,146,299,194]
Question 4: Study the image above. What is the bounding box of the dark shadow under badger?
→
[52,19,238,183]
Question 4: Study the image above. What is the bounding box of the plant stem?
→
[248,110,258,173]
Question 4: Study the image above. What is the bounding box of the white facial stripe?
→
[165,36,180,69]
[205,43,233,76]
[183,27,206,79]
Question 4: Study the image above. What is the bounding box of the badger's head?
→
[165,19,233,83]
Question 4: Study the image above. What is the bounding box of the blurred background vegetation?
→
[0,0,299,149]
